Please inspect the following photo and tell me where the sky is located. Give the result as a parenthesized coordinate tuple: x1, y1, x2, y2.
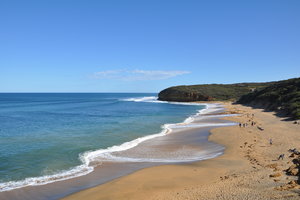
(0, 0, 299, 92)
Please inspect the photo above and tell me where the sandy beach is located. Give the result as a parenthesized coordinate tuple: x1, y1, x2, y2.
(3, 1, 299, 199)
(63, 102, 300, 200)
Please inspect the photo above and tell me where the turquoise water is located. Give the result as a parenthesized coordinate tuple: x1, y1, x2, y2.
(0, 93, 203, 191)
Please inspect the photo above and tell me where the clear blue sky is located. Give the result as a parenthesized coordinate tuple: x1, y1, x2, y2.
(0, 0, 299, 92)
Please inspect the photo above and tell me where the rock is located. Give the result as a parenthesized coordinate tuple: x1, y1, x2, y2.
(288, 168, 298, 176)
(288, 180, 297, 185)
(158, 87, 213, 102)
(292, 158, 300, 165)
(286, 164, 299, 176)
(289, 153, 296, 158)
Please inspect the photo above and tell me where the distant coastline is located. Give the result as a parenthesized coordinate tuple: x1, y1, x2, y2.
(158, 77, 300, 119)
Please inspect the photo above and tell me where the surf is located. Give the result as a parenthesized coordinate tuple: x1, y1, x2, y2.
(0, 96, 236, 192)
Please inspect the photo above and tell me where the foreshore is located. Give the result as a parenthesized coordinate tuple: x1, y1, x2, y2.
(63, 102, 300, 200)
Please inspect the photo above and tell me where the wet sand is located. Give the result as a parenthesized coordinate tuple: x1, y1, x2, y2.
(63, 102, 300, 200)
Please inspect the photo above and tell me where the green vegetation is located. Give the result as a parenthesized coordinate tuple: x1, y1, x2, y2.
(158, 77, 300, 119)
(158, 82, 272, 102)
(237, 78, 300, 119)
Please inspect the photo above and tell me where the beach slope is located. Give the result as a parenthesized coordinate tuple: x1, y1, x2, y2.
(63, 102, 300, 200)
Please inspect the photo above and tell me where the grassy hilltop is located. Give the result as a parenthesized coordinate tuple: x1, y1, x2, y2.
(158, 77, 300, 119)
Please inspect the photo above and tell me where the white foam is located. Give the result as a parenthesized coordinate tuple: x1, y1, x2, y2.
(198, 114, 240, 118)
(80, 123, 172, 166)
(95, 151, 224, 163)
(121, 96, 207, 106)
(0, 100, 234, 192)
(169, 122, 238, 129)
(0, 165, 93, 192)
(122, 96, 160, 103)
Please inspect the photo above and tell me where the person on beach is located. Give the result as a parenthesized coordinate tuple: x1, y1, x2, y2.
(269, 139, 273, 145)
(278, 154, 284, 160)
(239, 123, 242, 127)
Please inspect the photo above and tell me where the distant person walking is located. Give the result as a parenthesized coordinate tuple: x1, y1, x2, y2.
(269, 139, 273, 145)
(278, 154, 284, 160)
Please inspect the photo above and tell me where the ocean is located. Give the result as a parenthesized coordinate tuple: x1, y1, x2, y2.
(0, 93, 209, 192)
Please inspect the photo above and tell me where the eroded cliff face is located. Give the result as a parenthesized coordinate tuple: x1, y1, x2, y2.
(158, 88, 214, 102)
(158, 82, 273, 103)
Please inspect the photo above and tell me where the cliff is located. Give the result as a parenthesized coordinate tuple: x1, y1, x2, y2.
(237, 77, 300, 119)
(158, 77, 300, 119)
(158, 82, 270, 102)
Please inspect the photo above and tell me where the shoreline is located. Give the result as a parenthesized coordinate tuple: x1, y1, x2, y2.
(0, 100, 209, 193)
(0, 102, 234, 200)
(63, 102, 300, 200)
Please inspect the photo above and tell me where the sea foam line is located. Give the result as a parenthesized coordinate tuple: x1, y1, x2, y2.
(0, 98, 231, 192)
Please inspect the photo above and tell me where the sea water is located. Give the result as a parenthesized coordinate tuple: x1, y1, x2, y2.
(0, 93, 204, 191)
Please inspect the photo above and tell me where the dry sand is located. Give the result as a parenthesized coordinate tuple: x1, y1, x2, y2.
(62, 102, 300, 200)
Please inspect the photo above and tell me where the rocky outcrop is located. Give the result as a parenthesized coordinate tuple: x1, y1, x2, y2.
(158, 88, 213, 102)
(286, 164, 299, 176)
(158, 82, 270, 102)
